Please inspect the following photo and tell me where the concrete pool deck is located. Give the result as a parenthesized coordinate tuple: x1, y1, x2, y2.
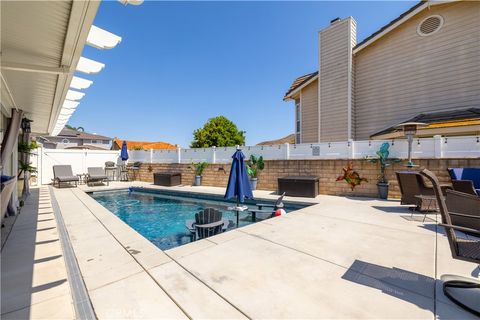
(2, 182, 479, 319)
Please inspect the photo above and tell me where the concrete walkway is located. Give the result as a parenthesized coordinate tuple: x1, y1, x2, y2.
(1, 187, 75, 319)
(3, 183, 479, 319)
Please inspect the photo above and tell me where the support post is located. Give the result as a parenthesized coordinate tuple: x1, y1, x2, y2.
(177, 146, 182, 163)
(212, 146, 216, 164)
(348, 139, 354, 159)
(433, 135, 443, 159)
(284, 143, 290, 160)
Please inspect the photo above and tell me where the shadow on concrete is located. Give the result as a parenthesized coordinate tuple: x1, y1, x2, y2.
(342, 259, 476, 319)
(0, 189, 64, 318)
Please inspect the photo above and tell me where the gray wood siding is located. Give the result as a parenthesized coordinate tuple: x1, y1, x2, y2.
(354, 1, 480, 139)
(319, 18, 356, 142)
(300, 80, 319, 143)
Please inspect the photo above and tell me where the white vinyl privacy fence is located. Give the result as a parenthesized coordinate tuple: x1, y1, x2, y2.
(33, 135, 479, 185)
(128, 135, 480, 164)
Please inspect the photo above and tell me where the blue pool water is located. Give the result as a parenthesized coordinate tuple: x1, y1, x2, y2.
(90, 189, 305, 250)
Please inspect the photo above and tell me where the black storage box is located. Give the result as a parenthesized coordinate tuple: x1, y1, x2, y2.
(153, 172, 181, 186)
(278, 176, 319, 198)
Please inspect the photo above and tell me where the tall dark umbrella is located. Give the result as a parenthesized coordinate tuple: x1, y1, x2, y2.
(121, 141, 129, 161)
(224, 149, 253, 227)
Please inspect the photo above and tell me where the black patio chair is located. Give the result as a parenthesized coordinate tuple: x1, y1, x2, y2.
(192, 208, 224, 241)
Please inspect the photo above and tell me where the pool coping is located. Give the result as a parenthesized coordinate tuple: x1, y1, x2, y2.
(49, 186, 96, 320)
(53, 185, 324, 318)
(51, 184, 478, 319)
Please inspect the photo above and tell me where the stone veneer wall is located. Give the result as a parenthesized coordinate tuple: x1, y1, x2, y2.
(131, 158, 480, 199)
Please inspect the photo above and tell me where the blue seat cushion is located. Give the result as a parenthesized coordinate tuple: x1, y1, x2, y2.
(448, 167, 480, 190)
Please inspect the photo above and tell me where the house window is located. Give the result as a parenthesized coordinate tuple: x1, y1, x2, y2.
(103, 140, 109, 144)
(91, 140, 97, 144)
(295, 99, 301, 144)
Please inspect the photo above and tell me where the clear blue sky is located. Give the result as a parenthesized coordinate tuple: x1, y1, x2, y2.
(70, 1, 416, 147)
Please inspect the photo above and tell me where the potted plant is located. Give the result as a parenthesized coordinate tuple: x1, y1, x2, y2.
(190, 161, 209, 186)
(246, 155, 264, 190)
(367, 142, 399, 199)
(17, 140, 39, 199)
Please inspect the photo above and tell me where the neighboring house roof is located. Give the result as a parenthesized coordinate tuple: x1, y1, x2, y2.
(40, 128, 112, 141)
(370, 107, 480, 139)
(283, 72, 318, 100)
(257, 134, 295, 145)
(113, 138, 177, 150)
(65, 145, 107, 150)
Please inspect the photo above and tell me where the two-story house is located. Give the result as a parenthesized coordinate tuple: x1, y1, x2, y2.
(37, 127, 113, 150)
(284, 0, 480, 143)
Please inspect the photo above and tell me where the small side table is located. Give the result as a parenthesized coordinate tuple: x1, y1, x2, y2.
(76, 174, 87, 185)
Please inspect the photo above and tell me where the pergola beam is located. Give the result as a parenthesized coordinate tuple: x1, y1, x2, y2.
(1, 62, 70, 75)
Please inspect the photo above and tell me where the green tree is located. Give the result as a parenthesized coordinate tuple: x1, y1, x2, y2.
(65, 125, 84, 132)
(191, 116, 245, 148)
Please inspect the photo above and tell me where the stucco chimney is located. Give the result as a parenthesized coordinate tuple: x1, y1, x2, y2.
(318, 17, 356, 142)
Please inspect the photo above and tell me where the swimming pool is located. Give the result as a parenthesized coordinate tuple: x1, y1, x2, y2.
(89, 188, 307, 250)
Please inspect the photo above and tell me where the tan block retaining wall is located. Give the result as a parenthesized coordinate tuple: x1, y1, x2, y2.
(130, 158, 480, 199)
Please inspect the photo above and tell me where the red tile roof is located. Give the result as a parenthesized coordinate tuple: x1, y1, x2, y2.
(113, 138, 177, 150)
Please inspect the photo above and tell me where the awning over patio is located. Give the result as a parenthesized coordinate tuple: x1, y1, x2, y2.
(0, 1, 123, 136)
(370, 107, 480, 139)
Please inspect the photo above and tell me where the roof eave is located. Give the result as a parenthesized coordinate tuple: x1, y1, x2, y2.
(47, 1, 101, 135)
(353, 0, 459, 54)
(283, 74, 318, 101)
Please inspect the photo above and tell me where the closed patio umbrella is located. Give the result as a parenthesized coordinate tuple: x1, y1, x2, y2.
(121, 140, 129, 161)
(224, 149, 253, 227)
(120, 141, 129, 181)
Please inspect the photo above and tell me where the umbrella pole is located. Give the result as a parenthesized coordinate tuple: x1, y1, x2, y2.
(236, 197, 240, 228)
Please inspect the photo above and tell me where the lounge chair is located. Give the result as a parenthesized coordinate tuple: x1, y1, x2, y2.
(395, 171, 451, 211)
(420, 169, 480, 316)
(248, 192, 286, 221)
(52, 165, 79, 188)
(87, 167, 109, 186)
(185, 208, 226, 241)
(448, 167, 480, 196)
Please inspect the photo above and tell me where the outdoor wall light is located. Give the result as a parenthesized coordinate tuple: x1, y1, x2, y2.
(396, 122, 426, 168)
(21, 118, 32, 133)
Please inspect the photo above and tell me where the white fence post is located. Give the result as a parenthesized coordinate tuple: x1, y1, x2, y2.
(150, 149, 153, 163)
(212, 146, 216, 164)
(284, 143, 290, 160)
(177, 146, 182, 163)
(433, 135, 443, 158)
(348, 139, 354, 159)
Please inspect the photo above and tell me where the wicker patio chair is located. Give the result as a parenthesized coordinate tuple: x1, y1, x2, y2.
(52, 165, 79, 188)
(451, 180, 478, 196)
(87, 167, 109, 186)
(420, 169, 480, 316)
(445, 189, 480, 232)
(128, 161, 142, 181)
(395, 171, 451, 211)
